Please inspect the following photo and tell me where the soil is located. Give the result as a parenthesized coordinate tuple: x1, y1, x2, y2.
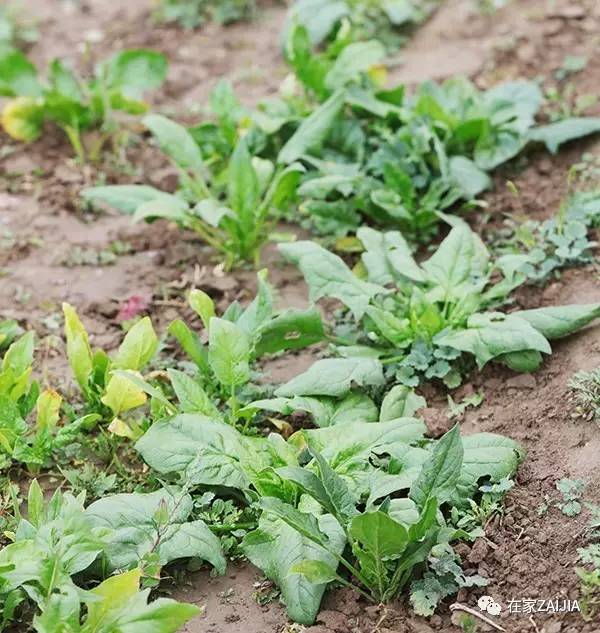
(2, 0, 600, 632)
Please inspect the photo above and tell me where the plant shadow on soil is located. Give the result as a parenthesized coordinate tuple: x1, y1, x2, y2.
(1, 0, 600, 631)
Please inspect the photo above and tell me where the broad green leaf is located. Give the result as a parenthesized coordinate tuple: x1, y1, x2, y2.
(27, 479, 44, 528)
(310, 449, 359, 521)
(279, 240, 384, 319)
(379, 385, 426, 421)
(0, 49, 42, 97)
(498, 349, 543, 372)
(290, 559, 338, 584)
(132, 196, 190, 224)
(2, 330, 34, 376)
(242, 511, 345, 625)
(435, 312, 551, 369)
(259, 498, 335, 549)
(86, 489, 226, 573)
(284, 0, 349, 46)
(83, 585, 199, 633)
(249, 392, 378, 427)
(104, 49, 168, 98)
(366, 445, 430, 505)
(295, 419, 426, 456)
(208, 317, 250, 387)
(448, 156, 491, 198)
(143, 114, 205, 177)
(358, 227, 424, 285)
(167, 319, 209, 374)
(85, 569, 142, 628)
(101, 373, 147, 415)
(235, 270, 273, 336)
(457, 432, 524, 497)
(324, 40, 385, 90)
(167, 368, 220, 417)
(0, 396, 28, 453)
(422, 225, 489, 297)
(188, 289, 215, 330)
(410, 424, 463, 507)
(516, 304, 600, 340)
(48, 59, 82, 100)
(350, 510, 409, 559)
(111, 370, 174, 413)
(81, 185, 175, 215)
(135, 415, 258, 489)
(278, 90, 346, 164)
(62, 303, 93, 394)
(529, 117, 600, 153)
(113, 317, 158, 370)
(228, 137, 260, 234)
(255, 307, 324, 356)
(268, 162, 305, 208)
(275, 358, 384, 398)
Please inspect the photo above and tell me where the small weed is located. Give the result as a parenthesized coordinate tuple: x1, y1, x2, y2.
(569, 368, 600, 425)
(556, 478, 585, 517)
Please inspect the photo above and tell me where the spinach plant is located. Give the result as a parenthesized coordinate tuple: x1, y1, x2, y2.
(2, 387, 93, 473)
(130, 271, 325, 427)
(284, 0, 440, 51)
(62, 303, 158, 437)
(155, 0, 256, 29)
(280, 223, 600, 386)
(277, 67, 600, 238)
(134, 409, 523, 624)
(82, 114, 304, 268)
(0, 48, 167, 161)
(0, 481, 201, 632)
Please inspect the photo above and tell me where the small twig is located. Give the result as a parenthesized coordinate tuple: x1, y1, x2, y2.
(449, 603, 506, 632)
(529, 615, 540, 632)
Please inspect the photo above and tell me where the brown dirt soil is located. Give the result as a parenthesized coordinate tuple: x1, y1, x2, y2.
(2, 0, 600, 632)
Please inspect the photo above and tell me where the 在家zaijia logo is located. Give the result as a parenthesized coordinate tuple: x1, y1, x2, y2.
(478, 595, 502, 616)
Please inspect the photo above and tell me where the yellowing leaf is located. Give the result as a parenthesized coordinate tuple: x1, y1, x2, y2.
(86, 568, 142, 627)
(101, 372, 147, 415)
(36, 389, 62, 432)
(367, 64, 387, 88)
(107, 417, 136, 439)
(1, 97, 44, 142)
